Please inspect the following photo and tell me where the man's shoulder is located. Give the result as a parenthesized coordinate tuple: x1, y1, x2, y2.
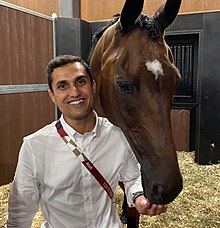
(24, 121, 57, 141)
(98, 116, 118, 128)
(97, 116, 124, 135)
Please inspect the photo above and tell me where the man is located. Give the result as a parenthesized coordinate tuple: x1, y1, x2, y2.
(7, 55, 167, 228)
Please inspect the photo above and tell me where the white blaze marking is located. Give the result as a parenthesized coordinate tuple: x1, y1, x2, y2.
(145, 60, 164, 80)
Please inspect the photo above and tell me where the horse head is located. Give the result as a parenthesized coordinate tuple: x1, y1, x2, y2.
(89, 0, 183, 205)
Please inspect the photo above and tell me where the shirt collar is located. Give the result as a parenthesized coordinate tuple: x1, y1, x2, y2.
(59, 111, 99, 138)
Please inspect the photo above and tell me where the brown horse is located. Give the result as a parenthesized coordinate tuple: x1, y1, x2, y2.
(89, 0, 183, 225)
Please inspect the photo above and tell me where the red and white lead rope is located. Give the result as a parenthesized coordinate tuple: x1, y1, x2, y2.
(55, 120, 114, 199)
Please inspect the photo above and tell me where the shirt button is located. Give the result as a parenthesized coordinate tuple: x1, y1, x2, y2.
(84, 173, 88, 177)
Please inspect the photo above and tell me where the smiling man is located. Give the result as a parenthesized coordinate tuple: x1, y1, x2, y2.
(48, 58, 96, 134)
(7, 55, 167, 228)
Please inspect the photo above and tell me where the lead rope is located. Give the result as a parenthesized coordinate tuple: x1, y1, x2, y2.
(55, 120, 114, 200)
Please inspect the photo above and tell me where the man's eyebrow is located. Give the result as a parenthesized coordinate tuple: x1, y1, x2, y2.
(75, 75, 87, 80)
(74, 75, 90, 83)
(55, 76, 88, 85)
(55, 80, 68, 86)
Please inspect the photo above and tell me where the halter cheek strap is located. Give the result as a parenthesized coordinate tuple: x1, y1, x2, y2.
(55, 120, 114, 199)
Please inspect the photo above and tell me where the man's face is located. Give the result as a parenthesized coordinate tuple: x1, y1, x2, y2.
(48, 62, 96, 122)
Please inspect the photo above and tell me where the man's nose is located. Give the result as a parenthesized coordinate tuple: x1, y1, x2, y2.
(68, 85, 80, 97)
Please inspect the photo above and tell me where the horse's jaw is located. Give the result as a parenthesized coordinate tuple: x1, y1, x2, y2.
(123, 127, 183, 205)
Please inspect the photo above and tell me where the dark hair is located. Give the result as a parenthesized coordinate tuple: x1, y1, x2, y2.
(47, 55, 93, 92)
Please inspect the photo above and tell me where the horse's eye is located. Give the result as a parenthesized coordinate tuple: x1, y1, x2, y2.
(116, 81, 133, 94)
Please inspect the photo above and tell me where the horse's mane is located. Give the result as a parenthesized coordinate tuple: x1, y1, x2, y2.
(88, 13, 160, 62)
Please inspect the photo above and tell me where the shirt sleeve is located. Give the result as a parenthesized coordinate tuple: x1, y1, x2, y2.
(7, 140, 40, 228)
(119, 146, 143, 207)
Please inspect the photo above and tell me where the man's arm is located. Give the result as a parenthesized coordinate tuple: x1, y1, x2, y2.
(7, 141, 40, 228)
(120, 147, 168, 216)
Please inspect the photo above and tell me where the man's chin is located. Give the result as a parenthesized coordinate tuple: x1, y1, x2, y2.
(67, 111, 93, 121)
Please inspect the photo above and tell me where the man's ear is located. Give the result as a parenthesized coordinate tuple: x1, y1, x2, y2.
(48, 89, 55, 103)
(92, 80, 97, 94)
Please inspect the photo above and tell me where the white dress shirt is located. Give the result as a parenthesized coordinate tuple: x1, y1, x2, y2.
(7, 112, 143, 228)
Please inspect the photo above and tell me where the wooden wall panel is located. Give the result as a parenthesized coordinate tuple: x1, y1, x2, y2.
(171, 109, 190, 152)
(0, 92, 55, 185)
(3, 0, 220, 21)
(0, 93, 54, 140)
(0, 4, 55, 185)
(2, 0, 60, 16)
(0, 5, 53, 85)
(80, 0, 220, 21)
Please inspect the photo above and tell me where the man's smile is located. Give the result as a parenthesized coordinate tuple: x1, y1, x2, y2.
(67, 99, 85, 105)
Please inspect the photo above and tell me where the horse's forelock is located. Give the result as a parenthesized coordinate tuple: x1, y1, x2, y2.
(138, 14, 160, 41)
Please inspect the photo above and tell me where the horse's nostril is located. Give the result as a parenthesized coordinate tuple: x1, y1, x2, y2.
(155, 184, 164, 195)
(152, 184, 165, 204)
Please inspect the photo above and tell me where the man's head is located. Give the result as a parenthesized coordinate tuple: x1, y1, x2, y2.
(47, 55, 93, 93)
(47, 55, 96, 124)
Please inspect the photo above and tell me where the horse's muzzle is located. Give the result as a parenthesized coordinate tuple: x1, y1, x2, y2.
(149, 177, 183, 205)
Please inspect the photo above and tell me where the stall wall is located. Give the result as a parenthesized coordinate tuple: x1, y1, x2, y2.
(0, 4, 55, 185)
(80, 0, 220, 21)
(1, 0, 60, 16)
(2, 0, 220, 20)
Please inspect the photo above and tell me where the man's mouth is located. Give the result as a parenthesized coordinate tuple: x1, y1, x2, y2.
(68, 99, 85, 105)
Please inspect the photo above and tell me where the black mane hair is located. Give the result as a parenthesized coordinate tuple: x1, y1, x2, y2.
(88, 13, 160, 62)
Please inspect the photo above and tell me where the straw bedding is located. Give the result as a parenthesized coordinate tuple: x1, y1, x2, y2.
(0, 151, 219, 228)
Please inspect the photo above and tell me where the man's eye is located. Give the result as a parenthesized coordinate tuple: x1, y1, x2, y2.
(58, 84, 67, 90)
(76, 78, 87, 86)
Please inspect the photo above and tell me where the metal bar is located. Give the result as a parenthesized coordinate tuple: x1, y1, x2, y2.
(165, 30, 202, 36)
(0, 84, 49, 94)
(59, 0, 80, 18)
(0, 0, 53, 21)
(72, 0, 80, 18)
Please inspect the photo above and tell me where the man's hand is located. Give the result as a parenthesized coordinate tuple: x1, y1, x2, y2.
(134, 195, 168, 216)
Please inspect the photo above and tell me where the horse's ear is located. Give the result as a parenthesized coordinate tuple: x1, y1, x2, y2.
(120, 0, 144, 31)
(154, 0, 182, 31)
